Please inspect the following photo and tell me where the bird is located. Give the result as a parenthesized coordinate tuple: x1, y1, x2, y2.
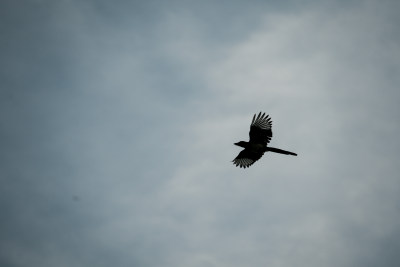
(233, 112, 297, 168)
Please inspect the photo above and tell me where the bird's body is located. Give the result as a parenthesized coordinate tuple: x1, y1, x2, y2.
(232, 112, 297, 168)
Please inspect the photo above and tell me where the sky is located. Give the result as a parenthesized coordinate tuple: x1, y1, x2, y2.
(1, 0, 400, 266)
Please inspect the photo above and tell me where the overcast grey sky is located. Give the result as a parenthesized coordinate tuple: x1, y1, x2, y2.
(1, 0, 400, 266)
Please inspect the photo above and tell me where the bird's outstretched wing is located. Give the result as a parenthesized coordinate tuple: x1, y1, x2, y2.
(232, 149, 264, 168)
(249, 112, 272, 144)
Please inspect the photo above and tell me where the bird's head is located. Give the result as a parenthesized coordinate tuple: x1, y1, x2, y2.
(234, 141, 248, 148)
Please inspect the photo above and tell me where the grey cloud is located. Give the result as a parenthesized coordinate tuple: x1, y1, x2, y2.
(1, 0, 400, 267)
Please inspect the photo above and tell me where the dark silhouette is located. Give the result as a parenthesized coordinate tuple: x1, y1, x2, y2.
(233, 112, 297, 168)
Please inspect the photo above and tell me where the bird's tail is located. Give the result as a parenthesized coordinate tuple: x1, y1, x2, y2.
(266, 147, 297, 156)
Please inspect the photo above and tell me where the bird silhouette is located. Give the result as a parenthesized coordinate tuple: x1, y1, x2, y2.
(233, 112, 297, 168)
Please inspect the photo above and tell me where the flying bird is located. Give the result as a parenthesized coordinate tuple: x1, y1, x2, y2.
(233, 112, 297, 168)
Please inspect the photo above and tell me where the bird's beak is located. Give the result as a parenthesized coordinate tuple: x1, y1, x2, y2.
(234, 142, 239, 146)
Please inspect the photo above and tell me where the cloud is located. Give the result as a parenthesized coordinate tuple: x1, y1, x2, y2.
(1, 0, 400, 267)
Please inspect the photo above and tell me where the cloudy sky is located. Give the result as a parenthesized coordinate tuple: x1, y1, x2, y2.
(1, 0, 400, 266)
